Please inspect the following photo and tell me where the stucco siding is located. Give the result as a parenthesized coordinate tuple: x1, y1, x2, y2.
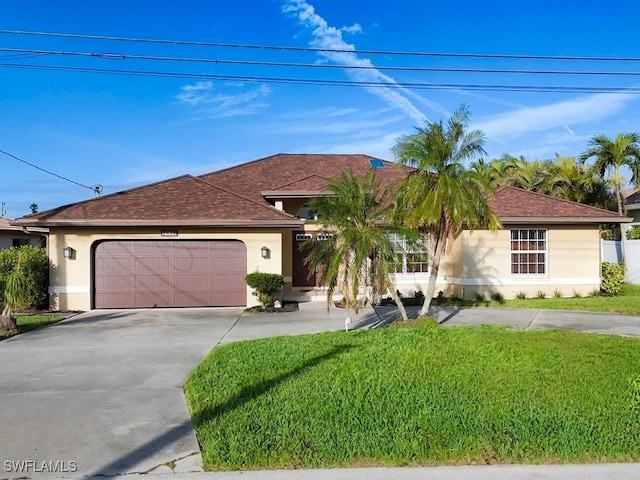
(49, 227, 286, 311)
(458, 225, 601, 299)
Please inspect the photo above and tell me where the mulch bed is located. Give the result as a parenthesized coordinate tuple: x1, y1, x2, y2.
(244, 301, 299, 314)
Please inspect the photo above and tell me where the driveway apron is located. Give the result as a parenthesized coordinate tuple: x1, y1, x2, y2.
(0, 308, 242, 478)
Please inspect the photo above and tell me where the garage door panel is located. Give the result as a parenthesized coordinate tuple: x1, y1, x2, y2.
(94, 240, 247, 308)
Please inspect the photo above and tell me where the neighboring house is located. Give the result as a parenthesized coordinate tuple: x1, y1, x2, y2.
(13, 153, 630, 311)
(0, 217, 47, 250)
(625, 188, 640, 224)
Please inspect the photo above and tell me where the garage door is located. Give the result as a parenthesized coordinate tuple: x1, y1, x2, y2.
(94, 240, 247, 308)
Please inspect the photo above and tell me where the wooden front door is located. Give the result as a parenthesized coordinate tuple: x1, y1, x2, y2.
(292, 231, 316, 287)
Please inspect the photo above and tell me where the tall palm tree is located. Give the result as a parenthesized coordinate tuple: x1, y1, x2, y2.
(306, 168, 409, 322)
(579, 132, 640, 215)
(393, 105, 501, 317)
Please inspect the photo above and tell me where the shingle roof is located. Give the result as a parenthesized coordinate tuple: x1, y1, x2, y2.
(14, 154, 629, 227)
(199, 153, 409, 203)
(489, 185, 630, 224)
(16, 153, 411, 227)
(0, 217, 48, 234)
(15, 175, 300, 227)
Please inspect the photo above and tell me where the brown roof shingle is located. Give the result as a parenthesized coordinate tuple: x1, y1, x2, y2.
(16, 175, 300, 227)
(489, 185, 630, 224)
(14, 154, 629, 227)
(199, 153, 410, 202)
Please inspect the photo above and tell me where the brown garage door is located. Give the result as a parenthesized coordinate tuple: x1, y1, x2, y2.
(94, 240, 247, 308)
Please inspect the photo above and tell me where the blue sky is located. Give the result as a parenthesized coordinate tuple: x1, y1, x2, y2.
(1, 0, 640, 218)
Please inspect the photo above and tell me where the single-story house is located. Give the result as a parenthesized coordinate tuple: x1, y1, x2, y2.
(0, 217, 47, 250)
(625, 188, 640, 224)
(13, 153, 630, 310)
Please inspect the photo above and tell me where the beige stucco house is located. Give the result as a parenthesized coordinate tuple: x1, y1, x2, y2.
(0, 217, 47, 250)
(13, 154, 630, 311)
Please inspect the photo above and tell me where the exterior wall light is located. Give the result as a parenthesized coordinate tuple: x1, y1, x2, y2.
(261, 246, 270, 259)
(63, 247, 75, 259)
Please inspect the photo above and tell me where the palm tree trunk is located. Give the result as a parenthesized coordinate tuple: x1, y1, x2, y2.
(387, 287, 408, 321)
(615, 185, 625, 216)
(419, 237, 445, 318)
(0, 303, 17, 331)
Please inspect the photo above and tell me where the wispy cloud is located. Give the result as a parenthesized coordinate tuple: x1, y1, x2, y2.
(272, 114, 402, 135)
(475, 92, 635, 139)
(302, 131, 402, 159)
(177, 82, 271, 117)
(282, 0, 429, 124)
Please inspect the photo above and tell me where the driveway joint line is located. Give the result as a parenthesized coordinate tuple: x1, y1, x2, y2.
(525, 309, 541, 330)
(213, 310, 244, 347)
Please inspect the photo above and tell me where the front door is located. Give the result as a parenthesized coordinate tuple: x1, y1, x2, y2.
(292, 231, 316, 287)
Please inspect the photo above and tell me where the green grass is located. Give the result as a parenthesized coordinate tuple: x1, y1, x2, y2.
(185, 324, 640, 470)
(447, 284, 640, 315)
(0, 313, 63, 339)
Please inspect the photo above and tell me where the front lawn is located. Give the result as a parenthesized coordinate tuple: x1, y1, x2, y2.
(185, 323, 640, 470)
(436, 284, 640, 315)
(0, 314, 63, 339)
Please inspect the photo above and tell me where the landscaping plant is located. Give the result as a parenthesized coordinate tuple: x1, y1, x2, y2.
(245, 272, 284, 307)
(601, 262, 625, 295)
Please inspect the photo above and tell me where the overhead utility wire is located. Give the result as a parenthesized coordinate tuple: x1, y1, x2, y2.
(1, 29, 640, 62)
(2, 47, 640, 76)
(3, 63, 640, 94)
(0, 148, 101, 194)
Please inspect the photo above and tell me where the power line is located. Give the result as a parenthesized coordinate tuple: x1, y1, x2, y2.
(2, 62, 639, 94)
(2, 47, 640, 77)
(0, 148, 101, 194)
(1, 28, 640, 62)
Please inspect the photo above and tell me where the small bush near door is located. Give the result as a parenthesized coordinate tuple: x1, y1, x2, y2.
(245, 272, 284, 307)
(601, 262, 625, 295)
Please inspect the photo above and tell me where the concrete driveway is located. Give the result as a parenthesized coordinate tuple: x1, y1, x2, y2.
(0, 309, 235, 477)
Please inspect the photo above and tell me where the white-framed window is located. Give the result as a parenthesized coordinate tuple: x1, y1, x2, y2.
(510, 229, 547, 275)
(316, 232, 334, 241)
(388, 233, 429, 274)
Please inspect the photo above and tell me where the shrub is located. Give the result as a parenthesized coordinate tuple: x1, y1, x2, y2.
(0, 246, 49, 311)
(515, 290, 527, 300)
(245, 272, 284, 307)
(553, 289, 562, 299)
(601, 262, 625, 295)
(573, 289, 582, 298)
(627, 227, 640, 240)
(536, 290, 546, 299)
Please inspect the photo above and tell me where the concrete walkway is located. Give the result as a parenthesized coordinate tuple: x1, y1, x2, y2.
(1, 302, 640, 479)
(354, 304, 640, 338)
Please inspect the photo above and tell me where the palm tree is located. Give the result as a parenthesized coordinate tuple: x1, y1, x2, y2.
(392, 105, 501, 317)
(0, 259, 28, 332)
(579, 133, 640, 215)
(305, 168, 409, 322)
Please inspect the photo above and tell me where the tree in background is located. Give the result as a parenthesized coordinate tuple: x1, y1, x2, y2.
(306, 168, 409, 322)
(393, 105, 501, 317)
(579, 133, 640, 215)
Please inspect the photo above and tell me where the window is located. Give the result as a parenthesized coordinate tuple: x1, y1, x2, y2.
(295, 204, 317, 220)
(389, 233, 428, 274)
(510, 229, 546, 275)
(12, 238, 29, 247)
(316, 232, 334, 241)
(369, 158, 385, 168)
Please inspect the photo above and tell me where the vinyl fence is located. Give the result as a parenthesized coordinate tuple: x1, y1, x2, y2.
(601, 239, 640, 284)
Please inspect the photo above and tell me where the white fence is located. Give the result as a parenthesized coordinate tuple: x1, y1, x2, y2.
(601, 239, 640, 284)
